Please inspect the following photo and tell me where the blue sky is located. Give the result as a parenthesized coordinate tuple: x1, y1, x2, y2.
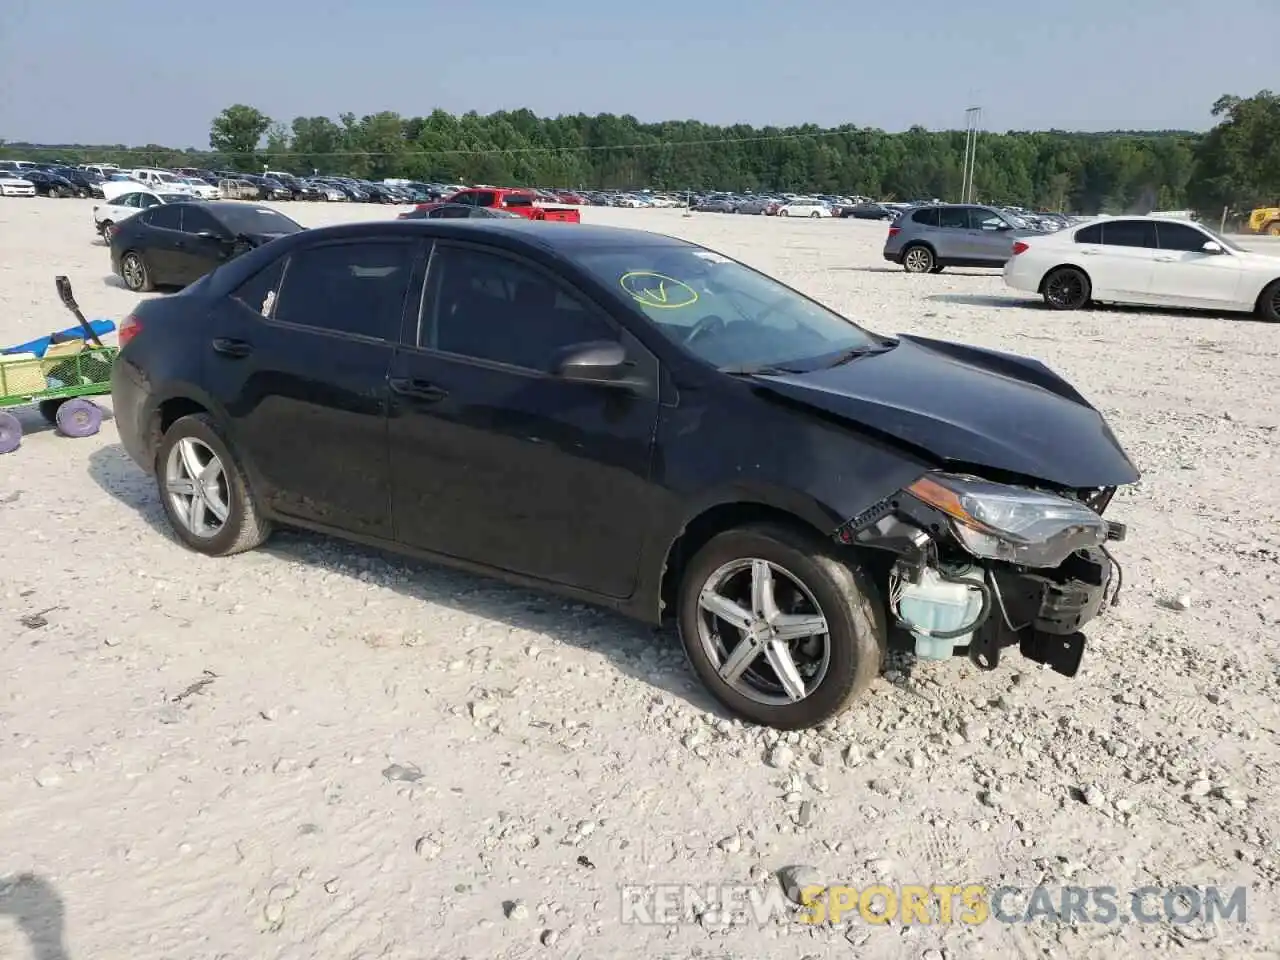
(2, 0, 1276, 147)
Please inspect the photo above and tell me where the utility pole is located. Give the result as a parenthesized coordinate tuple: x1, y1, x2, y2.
(961, 106, 982, 203)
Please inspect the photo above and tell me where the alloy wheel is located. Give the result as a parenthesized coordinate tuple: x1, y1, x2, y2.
(164, 437, 230, 539)
(1045, 269, 1087, 308)
(695, 558, 830, 705)
(903, 247, 932, 273)
(121, 254, 145, 290)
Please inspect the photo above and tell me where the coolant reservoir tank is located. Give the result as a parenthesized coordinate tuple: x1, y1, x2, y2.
(896, 564, 986, 660)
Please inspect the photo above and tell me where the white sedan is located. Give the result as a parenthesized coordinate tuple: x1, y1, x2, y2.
(92, 189, 190, 241)
(177, 177, 220, 200)
(776, 199, 832, 218)
(1004, 215, 1280, 322)
(0, 172, 36, 197)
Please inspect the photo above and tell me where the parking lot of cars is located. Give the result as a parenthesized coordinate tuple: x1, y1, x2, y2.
(1, 196, 1279, 959)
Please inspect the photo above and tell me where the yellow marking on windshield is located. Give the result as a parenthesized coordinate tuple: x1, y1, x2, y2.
(619, 271, 699, 309)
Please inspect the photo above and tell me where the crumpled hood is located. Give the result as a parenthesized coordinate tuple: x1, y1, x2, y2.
(753, 335, 1140, 489)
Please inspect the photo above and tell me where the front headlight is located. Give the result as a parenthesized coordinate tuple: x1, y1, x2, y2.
(906, 472, 1108, 569)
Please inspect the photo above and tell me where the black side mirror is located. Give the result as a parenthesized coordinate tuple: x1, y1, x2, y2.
(554, 341, 635, 387)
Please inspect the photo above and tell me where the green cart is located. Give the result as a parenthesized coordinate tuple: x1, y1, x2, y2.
(0, 277, 119, 454)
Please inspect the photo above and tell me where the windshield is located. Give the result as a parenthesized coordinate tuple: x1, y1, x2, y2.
(213, 205, 302, 236)
(573, 245, 884, 371)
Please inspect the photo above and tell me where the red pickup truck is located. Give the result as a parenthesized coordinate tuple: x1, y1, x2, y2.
(415, 187, 581, 222)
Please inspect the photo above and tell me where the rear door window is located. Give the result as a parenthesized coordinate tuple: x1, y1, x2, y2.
(1101, 220, 1156, 248)
(146, 204, 183, 230)
(231, 258, 287, 317)
(938, 207, 969, 229)
(272, 240, 415, 341)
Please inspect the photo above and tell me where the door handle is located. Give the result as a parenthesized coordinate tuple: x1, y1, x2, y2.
(211, 337, 252, 358)
(1079, 249, 1098, 255)
(389, 377, 448, 402)
(1154, 256, 1175, 262)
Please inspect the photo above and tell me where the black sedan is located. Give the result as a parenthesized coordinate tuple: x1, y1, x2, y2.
(109, 219, 1138, 730)
(23, 170, 79, 197)
(109, 200, 303, 291)
(840, 202, 895, 220)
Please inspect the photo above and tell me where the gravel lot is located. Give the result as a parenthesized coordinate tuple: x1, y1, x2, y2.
(2, 198, 1278, 959)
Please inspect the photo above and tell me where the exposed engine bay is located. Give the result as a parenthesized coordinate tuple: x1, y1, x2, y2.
(836, 471, 1128, 678)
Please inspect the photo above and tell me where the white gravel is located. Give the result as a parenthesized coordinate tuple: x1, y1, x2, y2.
(1, 197, 1278, 959)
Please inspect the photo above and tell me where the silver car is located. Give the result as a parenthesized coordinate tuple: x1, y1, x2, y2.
(882, 203, 1034, 273)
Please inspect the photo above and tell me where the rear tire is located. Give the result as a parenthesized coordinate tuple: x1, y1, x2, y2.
(677, 522, 885, 730)
(902, 245, 934, 274)
(1042, 266, 1091, 310)
(1258, 279, 1280, 323)
(120, 251, 153, 292)
(154, 413, 273, 556)
(810, 211, 820, 218)
(1267, 222, 1280, 237)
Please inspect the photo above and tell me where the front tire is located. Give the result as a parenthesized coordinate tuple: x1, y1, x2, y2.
(677, 523, 885, 730)
(120, 251, 153, 292)
(1042, 266, 1091, 310)
(810, 211, 820, 218)
(902, 244, 934, 273)
(155, 413, 273, 556)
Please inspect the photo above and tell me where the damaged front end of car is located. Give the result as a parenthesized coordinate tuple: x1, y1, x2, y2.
(835, 471, 1128, 678)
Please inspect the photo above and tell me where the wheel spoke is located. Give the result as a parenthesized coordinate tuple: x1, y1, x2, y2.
(699, 590, 753, 631)
(204, 487, 229, 522)
(750, 560, 780, 620)
(719, 633, 764, 685)
(770, 612, 827, 642)
(177, 438, 204, 482)
(765, 641, 808, 701)
(198, 459, 223, 486)
(165, 478, 196, 497)
(188, 494, 209, 534)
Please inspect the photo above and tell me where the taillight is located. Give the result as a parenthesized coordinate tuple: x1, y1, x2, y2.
(888, 227, 901, 237)
(118, 314, 142, 347)
(1011, 241, 1030, 256)
(104, 224, 119, 241)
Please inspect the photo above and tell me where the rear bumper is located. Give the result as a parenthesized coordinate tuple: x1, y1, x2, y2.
(1002, 259, 1040, 293)
(110, 356, 153, 473)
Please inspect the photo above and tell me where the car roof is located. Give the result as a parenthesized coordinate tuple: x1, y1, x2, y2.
(293, 219, 693, 253)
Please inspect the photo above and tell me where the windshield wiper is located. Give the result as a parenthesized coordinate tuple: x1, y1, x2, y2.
(719, 363, 796, 376)
(820, 341, 897, 368)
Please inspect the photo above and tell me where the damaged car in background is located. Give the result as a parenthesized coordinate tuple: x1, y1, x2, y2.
(110, 220, 1138, 731)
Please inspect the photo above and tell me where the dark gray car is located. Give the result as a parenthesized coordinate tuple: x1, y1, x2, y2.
(882, 204, 1035, 273)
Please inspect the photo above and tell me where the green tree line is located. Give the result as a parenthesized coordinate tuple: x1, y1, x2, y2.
(4, 91, 1277, 216)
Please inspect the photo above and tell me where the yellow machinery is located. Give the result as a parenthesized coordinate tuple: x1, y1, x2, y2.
(1247, 206, 1280, 235)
